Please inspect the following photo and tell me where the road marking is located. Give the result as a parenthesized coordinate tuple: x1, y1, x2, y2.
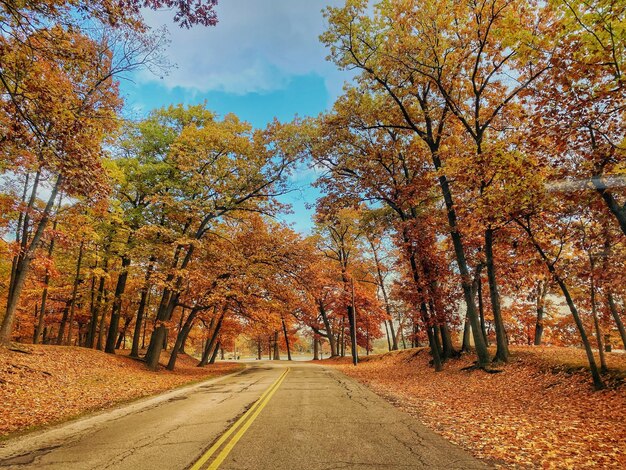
(190, 368, 290, 470)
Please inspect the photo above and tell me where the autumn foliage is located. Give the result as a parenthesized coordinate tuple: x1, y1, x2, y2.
(0, 0, 625, 464)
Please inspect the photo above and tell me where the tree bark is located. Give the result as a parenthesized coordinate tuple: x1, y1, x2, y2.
(1, 175, 62, 344)
(440, 322, 455, 359)
(209, 341, 220, 364)
(556, 277, 604, 389)
(198, 310, 224, 367)
(115, 315, 132, 350)
(167, 307, 199, 371)
(66, 240, 85, 346)
(131, 258, 155, 357)
(95, 289, 109, 351)
(105, 255, 131, 354)
(369, 238, 398, 350)
(590, 279, 608, 374)
(477, 275, 489, 346)
(87, 263, 108, 348)
(282, 317, 292, 361)
(273, 330, 280, 360)
(34, 236, 57, 344)
(485, 228, 509, 362)
(608, 292, 626, 350)
(347, 308, 358, 361)
(268, 336, 273, 360)
(461, 314, 471, 352)
(431, 153, 489, 367)
(534, 280, 548, 346)
(384, 320, 392, 351)
(318, 301, 337, 357)
(313, 336, 320, 360)
(519, 221, 604, 389)
(145, 244, 195, 370)
(403, 232, 442, 371)
(56, 301, 71, 345)
(593, 182, 626, 236)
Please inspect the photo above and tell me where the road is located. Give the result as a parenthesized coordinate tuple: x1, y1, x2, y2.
(0, 362, 487, 469)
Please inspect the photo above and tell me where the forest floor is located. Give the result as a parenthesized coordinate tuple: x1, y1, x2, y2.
(327, 345, 626, 469)
(0, 344, 243, 439)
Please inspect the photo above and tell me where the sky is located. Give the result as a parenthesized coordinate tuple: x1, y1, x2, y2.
(119, 0, 351, 234)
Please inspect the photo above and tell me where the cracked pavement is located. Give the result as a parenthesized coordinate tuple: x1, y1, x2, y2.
(0, 362, 488, 469)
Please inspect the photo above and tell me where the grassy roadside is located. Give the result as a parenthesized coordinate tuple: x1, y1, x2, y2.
(325, 346, 626, 469)
(0, 344, 243, 439)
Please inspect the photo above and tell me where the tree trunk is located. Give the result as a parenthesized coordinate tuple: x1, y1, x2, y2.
(403, 235, 442, 370)
(115, 315, 132, 350)
(461, 314, 471, 352)
(34, 209, 60, 344)
(477, 275, 489, 346)
(87, 263, 108, 348)
(56, 301, 71, 345)
(145, 244, 196, 370)
(348, 281, 358, 366)
(432, 154, 489, 367)
(426, 323, 443, 372)
(273, 331, 280, 360)
(96, 290, 109, 351)
(590, 279, 608, 374)
(209, 341, 220, 364)
(0, 175, 62, 344)
(167, 307, 199, 371)
(400, 324, 407, 349)
(534, 280, 548, 346)
(369, 238, 398, 350)
(199, 330, 214, 366)
(440, 322, 455, 359)
(318, 301, 337, 357)
(9, 173, 31, 312)
(66, 240, 85, 346)
(433, 323, 443, 357)
(130, 259, 155, 357)
(33, 284, 48, 345)
(105, 255, 131, 354)
(313, 336, 320, 360)
(340, 317, 346, 357)
(607, 292, 626, 350)
(593, 181, 626, 236)
(520, 222, 604, 389)
(282, 317, 292, 361)
(485, 228, 509, 362)
(384, 320, 392, 351)
(198, 310, 224, 367)
(130, 286, 149, 357)
(556, 276, 604, 389)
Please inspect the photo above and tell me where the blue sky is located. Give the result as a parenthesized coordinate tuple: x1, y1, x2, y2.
(119, 0, 350, 234)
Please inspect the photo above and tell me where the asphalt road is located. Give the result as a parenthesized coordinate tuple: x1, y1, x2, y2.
(0, 362, 488, 469)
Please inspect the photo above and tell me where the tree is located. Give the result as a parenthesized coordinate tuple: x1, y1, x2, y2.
(141, 109, 302, 370)
(0, 28, 121, 344)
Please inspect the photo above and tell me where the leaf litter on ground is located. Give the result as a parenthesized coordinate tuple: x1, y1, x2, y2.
(327, 345, 626, 469)
(0, 344, 243, 438)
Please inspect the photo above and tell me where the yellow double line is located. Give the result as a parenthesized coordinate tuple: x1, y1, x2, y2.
(190, 368, 290, 470)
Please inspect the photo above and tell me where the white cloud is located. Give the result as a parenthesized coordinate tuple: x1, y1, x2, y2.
(140, 0, 348, 98)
